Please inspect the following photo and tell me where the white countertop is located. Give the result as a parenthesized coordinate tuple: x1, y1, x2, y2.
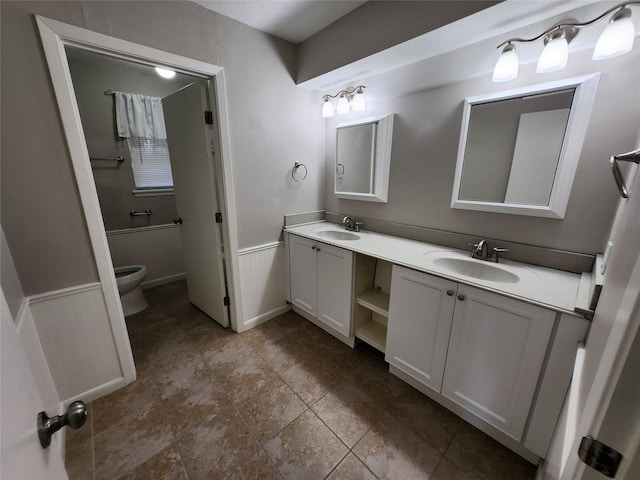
(284, 222, 584, 316)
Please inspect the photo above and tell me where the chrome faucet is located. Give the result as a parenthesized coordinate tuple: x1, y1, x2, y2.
(342, 216, 363, 232)
(470, 240, 509, 263)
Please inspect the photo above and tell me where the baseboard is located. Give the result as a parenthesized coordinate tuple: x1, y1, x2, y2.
(61, 377, 126, 406)
(239, 304, 291, 333)
(142, 272, 186, 289)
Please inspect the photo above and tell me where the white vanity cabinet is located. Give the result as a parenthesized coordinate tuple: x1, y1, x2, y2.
(442, 284, 556, 441)
(387, 265, 556, 445)
(386, 265, 457, 392)
(288, 234, 354, 339)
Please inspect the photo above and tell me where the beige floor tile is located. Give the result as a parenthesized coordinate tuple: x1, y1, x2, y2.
(65, 439, 93, 480)
(432, 457, 473, 480)
(264, 410, 348, 480)
(249, 334, 317, 375)
(163, 374, 230, 438)
(237, 376, 307, 445)
(348, 357, 416, 408)
(312, 381, 380, 447)
(150, 347, 210, 400)
(353, 411, 441, 480)
(279, 357, 343, 405)
(91, 374, 161, 435)
(177, 409, 264, 480)
(93, 403, 174, 480)
(327, 453, 378, 480)
(444, 423, 537, 480)
(120, 444, 188, 480)
(391, 387, 462, 454)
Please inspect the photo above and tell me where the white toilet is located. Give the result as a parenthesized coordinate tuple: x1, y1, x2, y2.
(114, 265, 148, 316)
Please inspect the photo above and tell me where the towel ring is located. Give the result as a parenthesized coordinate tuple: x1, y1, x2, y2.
(336, 163, 345, 181)
(292, 162, 308, 182)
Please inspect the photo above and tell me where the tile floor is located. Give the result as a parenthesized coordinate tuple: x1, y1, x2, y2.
(65, 280, 537, 480)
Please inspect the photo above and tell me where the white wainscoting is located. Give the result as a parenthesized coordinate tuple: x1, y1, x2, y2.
(27, 283, 126, 406)
(107, 224, 185, 288)
(237, 241, 290, 332)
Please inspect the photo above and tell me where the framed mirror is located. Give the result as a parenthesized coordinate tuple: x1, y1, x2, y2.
(335, 113, 394, 203)
(452, 74, 599, 218)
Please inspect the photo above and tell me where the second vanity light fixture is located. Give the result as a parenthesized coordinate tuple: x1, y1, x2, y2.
(492, 2, 639, 82)
(321, 85, 366, 118)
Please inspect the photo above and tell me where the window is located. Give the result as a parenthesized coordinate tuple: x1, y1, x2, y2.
(127, 137, 174, 195)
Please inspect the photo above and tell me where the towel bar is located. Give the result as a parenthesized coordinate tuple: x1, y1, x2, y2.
(610, 149, 640, 198)
(129, 209, 152, 216)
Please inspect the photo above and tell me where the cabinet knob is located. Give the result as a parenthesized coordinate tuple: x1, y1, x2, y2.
(458, 294, 466, 301)
(446, 290, 454, 296)
(311, 245, 316, 250)
(316, 248, 321, 252)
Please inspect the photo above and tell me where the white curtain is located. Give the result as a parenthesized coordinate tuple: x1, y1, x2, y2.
(114, 92, 167, 140)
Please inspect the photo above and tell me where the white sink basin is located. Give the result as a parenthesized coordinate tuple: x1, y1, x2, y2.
(315, 229, 361, 241)
(433, 257, 520, 284)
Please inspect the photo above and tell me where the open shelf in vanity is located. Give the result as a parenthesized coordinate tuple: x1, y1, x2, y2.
(354, 254, 392, 352)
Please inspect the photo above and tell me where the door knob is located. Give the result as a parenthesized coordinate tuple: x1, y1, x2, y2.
(37, 400, 87, 448)
(173, 217, 183, 225)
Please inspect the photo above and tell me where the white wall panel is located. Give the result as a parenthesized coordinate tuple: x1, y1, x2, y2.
(28, 284, 124, 404)
(238, 242, 289, 332)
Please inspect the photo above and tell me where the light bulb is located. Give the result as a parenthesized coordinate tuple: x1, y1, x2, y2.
(155, 67, 176, 79)
(593, 9, 635, 60)
(492, 44, 519, 82)
(536, 33, 569, 73)
(336, 93, 350, 115)
(351, 87, 366, 111)
(321, 98, 334, 118)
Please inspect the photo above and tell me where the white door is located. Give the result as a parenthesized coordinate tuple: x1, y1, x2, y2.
(317, 243, 353, 337)
(0, 288, 68, 479)
(289, 235, 318, 316)
(386, 266, 457, 393)
(559, 162, 640, 479)
(442, 285, 555, 441)
(163, 81, 228, 327)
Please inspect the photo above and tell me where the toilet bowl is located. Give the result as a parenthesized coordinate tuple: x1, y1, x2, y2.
(114, 265, 148, 316)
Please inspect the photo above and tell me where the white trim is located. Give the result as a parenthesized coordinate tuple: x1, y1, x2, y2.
(35, 16, 241, 344)
(451, 74, 600, 219)
(61, 377, 125, 406)
(142, 272, 186, 289)
(28, 282, 101, 304)
(335, 113, 394, 203)
(106, 223, 180, 236)
(242, 304, 292, 331)
(132, 188, 174, 197)
(238, 241, 284, 255)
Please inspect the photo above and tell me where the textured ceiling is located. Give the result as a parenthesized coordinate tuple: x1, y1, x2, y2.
(192, 0, 367, 44)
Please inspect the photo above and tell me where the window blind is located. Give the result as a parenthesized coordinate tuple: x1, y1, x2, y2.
(127, 137, 174, 188)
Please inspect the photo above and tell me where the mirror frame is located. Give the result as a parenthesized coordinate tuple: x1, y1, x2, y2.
(451, 73, 600, 219)
(335, 113, 394, 203)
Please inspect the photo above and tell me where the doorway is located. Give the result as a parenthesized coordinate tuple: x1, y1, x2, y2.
(37, 15, 242, 385)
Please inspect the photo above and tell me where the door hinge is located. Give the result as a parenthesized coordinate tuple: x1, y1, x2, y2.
(578, 436, 623, 478)
(223, 296, 230, 306)
(204, 110, 214, 125)
(215, 212, 223, 223)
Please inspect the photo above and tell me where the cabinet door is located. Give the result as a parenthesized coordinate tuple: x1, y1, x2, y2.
(442, 285, 555, 441)
(317, 243, 353, 337)
(386, 265, 457, 393)
(289, 235, 317, 316)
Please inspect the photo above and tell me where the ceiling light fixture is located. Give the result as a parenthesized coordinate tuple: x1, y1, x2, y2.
(155, 67, 176, 79)
(321, 85, 366, 118)
(493, 2, 639, 83)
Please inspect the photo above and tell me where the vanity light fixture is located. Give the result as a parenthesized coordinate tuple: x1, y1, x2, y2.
(492, 2, 639, 82)
(155, 67, 176, 79)
(321, 85, 366, 118)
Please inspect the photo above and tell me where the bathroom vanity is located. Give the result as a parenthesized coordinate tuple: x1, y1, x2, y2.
(283, 222, 590, 463)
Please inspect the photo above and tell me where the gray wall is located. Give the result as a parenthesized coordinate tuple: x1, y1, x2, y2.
(296, 1, 498, 84)
(323, 46, 640, 254)
(1, 0, 324, 295)
(68, 50, 191, 230)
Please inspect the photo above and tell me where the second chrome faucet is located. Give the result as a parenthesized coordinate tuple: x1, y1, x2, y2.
(342, 216, 363, 232)
(471, 239, 509, 263)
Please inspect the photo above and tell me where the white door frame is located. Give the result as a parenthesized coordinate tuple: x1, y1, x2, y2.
(36, 16, 243, 383)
